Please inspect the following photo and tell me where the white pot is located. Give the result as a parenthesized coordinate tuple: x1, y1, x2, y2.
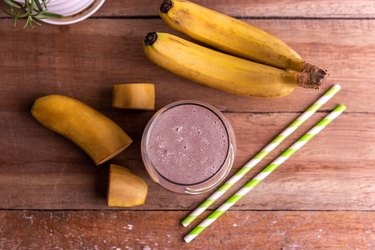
(14, 0, 106, 25)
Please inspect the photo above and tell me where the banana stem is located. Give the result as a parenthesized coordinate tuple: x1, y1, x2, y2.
(160, 0, 173, 13)
(297, 63, 328, 89)
(144, 32, 158, 46)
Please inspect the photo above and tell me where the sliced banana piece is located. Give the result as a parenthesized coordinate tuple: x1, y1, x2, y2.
(107, 164, 148, 207)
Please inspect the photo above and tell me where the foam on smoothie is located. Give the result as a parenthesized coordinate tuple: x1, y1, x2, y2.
(148, 104, 229, 185)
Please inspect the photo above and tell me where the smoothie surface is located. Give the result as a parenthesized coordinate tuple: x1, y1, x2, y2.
(148, 104, 229, 185)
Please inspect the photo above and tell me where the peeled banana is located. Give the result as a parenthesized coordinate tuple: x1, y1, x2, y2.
(31, 95, 132, 165)
(143, 32, 325, 98)
(160, 0, 321, 73)
(107, 164, 148, 207)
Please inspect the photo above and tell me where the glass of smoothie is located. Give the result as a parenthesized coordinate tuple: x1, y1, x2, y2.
(141, 100, 236, 194)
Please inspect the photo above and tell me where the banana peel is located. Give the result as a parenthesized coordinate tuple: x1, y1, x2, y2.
(144, 32, 326, 98)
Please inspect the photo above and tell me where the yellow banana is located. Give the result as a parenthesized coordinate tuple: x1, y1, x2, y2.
(107, 164, 148, 207)
(143, 32, 325, 98)
(160, 0, 321, 73)
(31, 95, 132, 165)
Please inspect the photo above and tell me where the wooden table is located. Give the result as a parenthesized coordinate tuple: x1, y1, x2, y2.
(1, 0, 375, 249)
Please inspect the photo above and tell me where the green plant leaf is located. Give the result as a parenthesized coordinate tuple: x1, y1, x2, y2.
(3, 0, 22, 9)
(39, 11, 63, 18)
(13, 17, 18, 27)
(34, 0, 43, 11)
(1, 7, 14, 16)
(25, 0, 33, 14)
(2, 0, 64, 28)
(41, 0, 47, 8)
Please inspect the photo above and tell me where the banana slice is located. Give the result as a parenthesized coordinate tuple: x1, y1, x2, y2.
(107, 164, 148, 207)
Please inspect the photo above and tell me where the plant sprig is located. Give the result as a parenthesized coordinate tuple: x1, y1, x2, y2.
(2, 0, 63, 28)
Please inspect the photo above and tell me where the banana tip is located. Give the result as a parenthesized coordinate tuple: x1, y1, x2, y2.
(160, 0, 173, 13)
(144, 32, 158, 46)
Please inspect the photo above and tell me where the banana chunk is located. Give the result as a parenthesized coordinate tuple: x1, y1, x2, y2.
(107, 164, 148, 207)
(31, 95, 132, 165)
(112, 83, 155, 110)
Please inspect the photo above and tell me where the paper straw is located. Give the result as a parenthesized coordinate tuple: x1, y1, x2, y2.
(181, 84, 341, 227)
(184, 104, 346, 243)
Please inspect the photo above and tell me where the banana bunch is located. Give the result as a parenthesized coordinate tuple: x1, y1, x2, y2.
(143, 0, 327, 98)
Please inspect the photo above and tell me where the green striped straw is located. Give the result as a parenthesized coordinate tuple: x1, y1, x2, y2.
(184, 104, 346, 243)
(181, 84, 341, 227)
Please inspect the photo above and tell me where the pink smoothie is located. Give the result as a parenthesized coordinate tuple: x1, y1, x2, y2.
(147, 104, 229, 185)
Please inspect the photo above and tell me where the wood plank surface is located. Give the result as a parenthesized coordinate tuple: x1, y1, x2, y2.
(0, 19, 373, 113)
(0, 0, 375, 18)
(1, 210, 375, 249)
(1, 111, 373, 210)
(96, 0, 375, 18)
(2, 0, 374, 18)
(0, 0, 374, 248)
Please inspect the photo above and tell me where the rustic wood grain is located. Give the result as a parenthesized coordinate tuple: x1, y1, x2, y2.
(0, 19, 373, 113)
(1, 210, 375, 249)
(2, 0, 374, 18)
(1, 111, 373, 210)
(0, 0, 374, 247)
(98, 0, 375, 18)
